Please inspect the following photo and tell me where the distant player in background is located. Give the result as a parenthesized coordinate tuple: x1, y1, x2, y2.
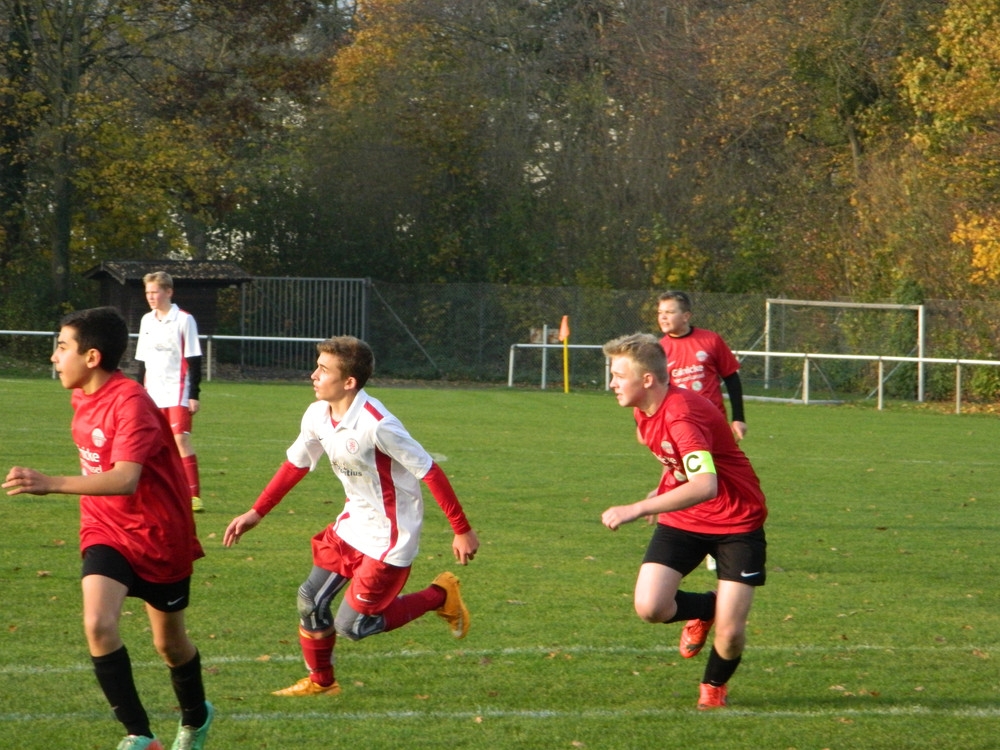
(656, 290, 747, 443)
(4, 306, 212, 750)
(135, 271, 204, 513)
(224, 336, 479, 697)
(599, 333, 768, 710)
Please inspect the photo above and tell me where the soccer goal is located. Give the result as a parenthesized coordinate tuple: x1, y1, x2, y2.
(762, 298, 926, 401)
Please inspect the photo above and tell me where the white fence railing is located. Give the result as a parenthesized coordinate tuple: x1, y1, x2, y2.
(506, 342, 1000, 414)
(5, 329, 1000, 414)
(0, 330, 320, 382)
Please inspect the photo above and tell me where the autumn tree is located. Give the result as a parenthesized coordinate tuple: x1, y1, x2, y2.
(272, 0, 726, 288)
(0, 0, 343, 324)
(901, 0, 1000, 292)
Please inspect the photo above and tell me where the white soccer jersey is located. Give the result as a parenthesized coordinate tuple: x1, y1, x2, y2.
(287, 391, 434, 566)
(135, 303, 202, 408)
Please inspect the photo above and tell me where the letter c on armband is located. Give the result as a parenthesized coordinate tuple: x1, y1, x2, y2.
(682, 450, 716, 477)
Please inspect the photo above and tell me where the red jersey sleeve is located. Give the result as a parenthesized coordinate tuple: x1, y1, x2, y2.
(252, 460, 309, 516)
(423, 462, 472, 535)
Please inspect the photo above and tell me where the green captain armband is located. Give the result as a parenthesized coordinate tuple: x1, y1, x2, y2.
(682, 450, 716, 477)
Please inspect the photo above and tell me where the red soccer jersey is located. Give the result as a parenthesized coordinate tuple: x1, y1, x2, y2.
(71, 371, 204, 583)
(636, 385, 766, 534)
(660, 327, 740, 416)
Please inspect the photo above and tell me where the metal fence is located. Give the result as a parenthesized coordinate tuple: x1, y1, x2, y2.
(4, 285, 1000, 405)
(222, 277, 371, 373)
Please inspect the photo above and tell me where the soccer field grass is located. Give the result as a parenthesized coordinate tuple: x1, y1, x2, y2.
(1, 378, 998, 749)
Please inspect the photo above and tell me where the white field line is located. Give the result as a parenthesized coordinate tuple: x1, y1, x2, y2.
(3, 706, 1000, 723)
(0, 641, 993, 677)
(2, 642, 998, 724)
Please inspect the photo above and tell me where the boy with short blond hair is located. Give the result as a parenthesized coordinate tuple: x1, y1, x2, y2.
(136, 271, 204, 512)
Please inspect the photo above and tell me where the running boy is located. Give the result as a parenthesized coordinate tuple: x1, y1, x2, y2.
(223, 336, 479, 696)
(135, 271, 204, 512)
(599, 333, 767, 709)
(4, 306, 212, 750)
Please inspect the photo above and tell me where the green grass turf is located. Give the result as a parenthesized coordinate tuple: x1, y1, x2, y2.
(1, 377, 998, 749)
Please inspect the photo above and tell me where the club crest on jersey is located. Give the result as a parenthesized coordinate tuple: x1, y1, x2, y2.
(91, 428, 106, 447)
(345, 437, 360, 454)
(696, 350, 709, 362)
(660, 440, 675, 455)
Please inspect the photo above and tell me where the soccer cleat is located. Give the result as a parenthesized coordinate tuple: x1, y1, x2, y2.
(116, 737, 164, 750)
(679, 617, 715, 659)
(170, 700, 214, 750)
(698, 682, 728, 710)
(271, 676, 341, 697)
(191, 496, 205, 513)
(432, 572, 470, 638)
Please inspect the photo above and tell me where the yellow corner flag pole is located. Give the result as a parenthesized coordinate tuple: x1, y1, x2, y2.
(559, 315, 570, 393)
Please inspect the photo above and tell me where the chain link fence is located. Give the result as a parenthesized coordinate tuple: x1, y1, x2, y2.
(4, 282, 1000, 403)
(364, 285, 765, 385)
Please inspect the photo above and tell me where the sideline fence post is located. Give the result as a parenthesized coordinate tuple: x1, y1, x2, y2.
(540, 325, 549, 390)
(877, 358, 884, 410)
(955, 363, 962, 414)
(802, 356, 810, 405)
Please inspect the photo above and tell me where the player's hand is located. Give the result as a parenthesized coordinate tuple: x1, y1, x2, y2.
(189, 399, 200, 415)
(3, 466, 51, 496)
(223, 509, 262, 547)
(731, 420, 747, 442)
(452, 529, 479, 565)
(602, 504, 640, 531)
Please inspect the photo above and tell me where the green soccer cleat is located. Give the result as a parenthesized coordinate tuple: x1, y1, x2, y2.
(191, 496, 205, 513)
(116, 736, 164, 750)
(170, 701, 213, 750)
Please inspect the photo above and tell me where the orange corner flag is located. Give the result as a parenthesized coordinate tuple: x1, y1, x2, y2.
(559, 315, 570, 342)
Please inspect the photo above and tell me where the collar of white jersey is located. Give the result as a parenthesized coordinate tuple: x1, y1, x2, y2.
(330, 387, 370, 428)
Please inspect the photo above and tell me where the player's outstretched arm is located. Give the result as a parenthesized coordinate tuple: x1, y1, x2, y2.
(223, 509, 262, 547)
(225, 460, 309, 547)
(603, 472, 718, 531)
(5, 462, 142, 497)
(452, 529, 479, 565)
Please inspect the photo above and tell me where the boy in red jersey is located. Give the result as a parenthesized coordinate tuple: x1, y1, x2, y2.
(600, 333, 767, 710)
(224, 336, 479, 697)
(4, 307, 212, 750)
(656, 290, 747, 442)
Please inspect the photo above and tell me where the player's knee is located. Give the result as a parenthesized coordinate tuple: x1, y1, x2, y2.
(712, 625, 746, 657)
(83, 610, 119, 648)
(334, 608, 384, 641)
(634, 595, 675, 624)
(152, 635, 194, 665)
(296, 589, 316, 621)
(296, 586, 333, 631)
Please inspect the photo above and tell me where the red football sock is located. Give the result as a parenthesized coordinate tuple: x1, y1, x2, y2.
(381, 585, 447, 633)
(182, 454, 200, 498)
(299, 627, 336, 686)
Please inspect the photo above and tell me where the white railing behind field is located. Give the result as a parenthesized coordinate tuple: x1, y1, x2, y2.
(5, 329, 999, 414)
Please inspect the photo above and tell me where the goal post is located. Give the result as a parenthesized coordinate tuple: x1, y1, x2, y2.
(764, 299, 926, 401)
